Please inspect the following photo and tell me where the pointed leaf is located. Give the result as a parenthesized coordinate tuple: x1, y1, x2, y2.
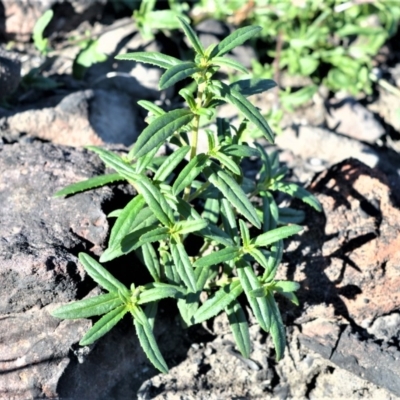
(115, 51, 180, 69)
(194, 280, 243, 324)
(133, 310, 169, 373)
(271, 181, 322, 212)
(226, 300, 251, 358)
(237, 262, 270, 332)
(230, 79, 276, 97)
(212, 56, 249, 74)
(194, 246, 240, 268)
(135, 177, 174, 226)
(239, 219, 250, 247)
(170, 242, 197, 292)
(136, 243, 161, 282)
(211, 26, 262, 57)
(212, 151, 241, 175)
(86, 146, 138, 180)
(262, 241, 283, 282)
(137, 283, 185, 304)
(198, 223, 235, 247)
(79, 253, 130, 298)
(220, 197, 239, 241)
(247, 247, 269, 269)
(278, 207, 305, 225)
(177, 292, 200, 327)
(252, 225, 302, 248)
(206, 164, 261, 228)
(202, 197, 220, 224)
(139, 227, 170, 244)
(51, 293, 123, 319)
(266, 292, 286, 360)
(80, 305, 128, 346)
(54, 173, 123, 197)
(177, 16, 205, 55)
(144, 301, 158, 329)
(221, 144, 259, 158)
(273, 280, 300, 293)
(154, 145, 191, 182)
(173, 153, 209, 195)
(138, 100, 166, 117)
(108, 195, 145, 249)
(132, 109, 194, 159)
(159, 62, 202, 90)
(174, 219, 208, 235)
(121, 224, 160, 254)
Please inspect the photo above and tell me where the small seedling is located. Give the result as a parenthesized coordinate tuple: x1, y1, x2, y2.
(51, 18, 321, 373)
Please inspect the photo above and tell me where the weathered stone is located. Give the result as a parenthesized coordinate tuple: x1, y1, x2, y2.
(0, 89, 140, 146)
(2, 0, 106, 41)
(282, 158, 400, 396)
(0, 48, 21, 100)
(326, 97, 385, 143)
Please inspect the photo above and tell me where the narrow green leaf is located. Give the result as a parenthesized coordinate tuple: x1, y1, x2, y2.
(136, 243, 161, 282)
(153, 146, 190, 182)
(177, 16, 205, 55)
(54, 173, 123, 198)
(247, 247, 269, 269)
(230, 79, 276, 97)
(261, 191, 278, 232)
(137, 283, 185, 304)
(51, 293, 123, 319)
(174, 219, 208, 235)
(144, 301, 158, 329)
(132, 109, 194, 159)
(194, 280, 243, 324)
(212, 152, 241, 175)
(140, 227, 170, 244)
(194, 246, 240, 268)
(177, 292, 200, 327)
(221, 144, 259, 158)
(212, 56, 249, 74)
(86, 146, 138, 180)
(135, 145, 161, 174)
(198, 223, 235, 247)
(252, 225, 302, 248)
(135, 177, 174, 226)
(121, 224, 159, 254)
(226, 300, 251, 358)
(138, 100, 166, 117)
(80, 305, 128, 346)
(79, 253, 130, 298)
(133, 311, 169, 373)
(211, 26, 262, 57)
(239, 220, 250, 247)
(262, 241, 283, 283)
(271, 182, 322, 212)
(159, 62, 202, 90)
(108, 195, 145, 249)
(206, 164, 261, 229)
(266, 292, 286, 360)
(273, 280, 300, 293)
(254, 142, 271, 183)
(115, 51, 180, 69)
(202, 197, 220, 224)
(170, 242, 197, 293)
(237, 262, 270, 332)
(161, 248, 182, 285)
(278, 207, 305, 225)
(173, 154, 209, 195)
(220, 197, 239, 241)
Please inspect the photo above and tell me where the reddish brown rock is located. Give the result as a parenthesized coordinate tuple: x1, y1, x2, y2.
(282, 158, 400, 396)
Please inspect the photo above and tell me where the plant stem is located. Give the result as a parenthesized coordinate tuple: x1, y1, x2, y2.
(183, 81, 207, 201)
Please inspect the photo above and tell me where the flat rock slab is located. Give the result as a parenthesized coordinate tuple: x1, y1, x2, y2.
(0, 141, 112, 399)
(283, 158, 400, 396)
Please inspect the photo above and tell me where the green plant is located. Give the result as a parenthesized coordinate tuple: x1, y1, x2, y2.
(133, 0, 190, 40)
(33, 9, 53, 55)
(193, 0, 400, 96)
(51, 18, 321, 373)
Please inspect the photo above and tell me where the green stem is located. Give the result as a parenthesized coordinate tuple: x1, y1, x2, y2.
(183, 81, 207, 201)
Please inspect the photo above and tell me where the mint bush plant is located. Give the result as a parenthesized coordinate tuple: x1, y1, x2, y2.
(51, 18, 321, 373)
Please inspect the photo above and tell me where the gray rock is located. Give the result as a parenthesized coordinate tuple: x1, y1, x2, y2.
(0, 48, 21, 100)
(0, 89, 140, 146)
(368, 313, 400, 342)
(326, 97, 385, 143)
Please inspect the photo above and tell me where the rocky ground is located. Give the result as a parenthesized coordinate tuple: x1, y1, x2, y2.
(1, 1, 400, 399)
